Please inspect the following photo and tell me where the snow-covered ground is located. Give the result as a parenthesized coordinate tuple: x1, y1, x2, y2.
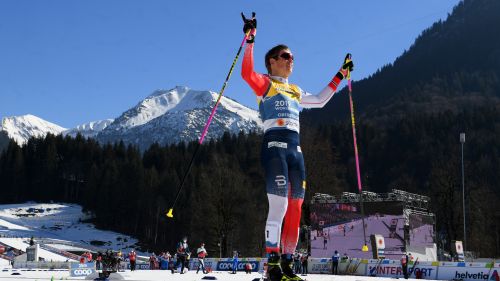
(0, 203, 144, 258)
(0, 258, 9, 267)
(0, 237, 73, 262)
(0, 202, 494, 281)
(0, 269, 438, 281)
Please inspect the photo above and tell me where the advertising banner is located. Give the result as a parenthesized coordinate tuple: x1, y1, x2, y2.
(437, 262, 500, 281)
(124, 262, 150, 270)
(309, 258, 330, 274)
(366, 259, 438, 279)
(26, 244, 38, 262)
(453, 241, 465, 261)
(216, 258, 260, 272)
(69, 257, 499, 281)
(308, 258, 369, 275)
(70, 262, 96, 277)
(455, 241, 464, 254)
(341, 258, 367, 275)
(188, 258, 218, 271)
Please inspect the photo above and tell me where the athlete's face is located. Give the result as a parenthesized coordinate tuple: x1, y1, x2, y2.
(270, 49, 294, 78)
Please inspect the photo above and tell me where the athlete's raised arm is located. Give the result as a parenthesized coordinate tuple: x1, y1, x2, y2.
(240, 14, 270, 97)
(300, 55, 354, 108)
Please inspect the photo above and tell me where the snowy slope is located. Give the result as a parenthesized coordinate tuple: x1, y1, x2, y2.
(0, 115, 66, 145)
(97, 86, 262, 150)
(0, 237, 74, 262)
(104, 86, 191, 131)
(0, 203, 142, 256)
(63, 119, 114, 138)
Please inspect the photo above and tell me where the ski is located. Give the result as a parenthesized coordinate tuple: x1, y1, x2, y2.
(371, 258, 384, 277)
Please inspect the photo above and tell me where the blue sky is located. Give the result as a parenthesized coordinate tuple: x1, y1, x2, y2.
(0, 0, 461, 128)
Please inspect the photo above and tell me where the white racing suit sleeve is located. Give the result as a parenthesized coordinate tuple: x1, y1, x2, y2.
(299, 85, 337, 109)
(299, 66, 347, 108)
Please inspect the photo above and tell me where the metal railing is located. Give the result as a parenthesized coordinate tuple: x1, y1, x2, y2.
(312, 189, 430, 211)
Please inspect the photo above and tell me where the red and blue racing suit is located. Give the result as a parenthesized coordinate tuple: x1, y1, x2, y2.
(241, 43, 346, 255)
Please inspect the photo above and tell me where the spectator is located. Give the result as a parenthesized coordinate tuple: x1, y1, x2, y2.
(415, 268, 423, 279)
(401, 252, 409, 279)
(175, 236, 190, 274)
(301, 252, 308, 276)
(293, 251, 302, 274)
(96, 252, 103, 271)
(129, 250, 137, 271)
(157, 252, 167, 270)
(341, 252, 349, 261)
(163, 252, 172, 271)
(103, 250, 117, 272)
(331, 250, 340, 275)
(231, 251, 239, 274)
(149, 253, 157, 270)
(86, 251, 93, 262)
(171, 254, 178, 274)
(196, 243, 208, 274)
(154, 254, 159, 269)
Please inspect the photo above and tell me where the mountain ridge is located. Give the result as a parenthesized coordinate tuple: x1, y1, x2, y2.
(0, 86, 262, 150)
(0, 114, 67, 146)
(96, 86, 262, 150)
(63, 119, 115, 138)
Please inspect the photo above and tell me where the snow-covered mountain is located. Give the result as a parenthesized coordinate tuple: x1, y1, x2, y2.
(63, 119, 114, 138)
(0, 114, 67, 145)
(1, 86, 262, 150)
(97, 86, 262, 150)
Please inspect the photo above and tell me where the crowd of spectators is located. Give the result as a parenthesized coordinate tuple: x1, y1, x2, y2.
(11, 235, 312, 275)
(289, 250, 309, 276)
(310, 203, 361, 231)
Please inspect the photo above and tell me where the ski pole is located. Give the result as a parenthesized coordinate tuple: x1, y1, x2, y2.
(345, 55, 368, 250)
(409, 257, 419, 277)
(166, 21, 253, 219)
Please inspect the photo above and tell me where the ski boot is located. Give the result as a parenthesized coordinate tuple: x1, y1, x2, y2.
(280, 254, 304, 281)
(265, 252, 283, 281)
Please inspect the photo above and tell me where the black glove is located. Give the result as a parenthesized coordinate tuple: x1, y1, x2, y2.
(342, 53, 354, 72)
(334, 53, 354, 81)
(241, 12, 257, 43)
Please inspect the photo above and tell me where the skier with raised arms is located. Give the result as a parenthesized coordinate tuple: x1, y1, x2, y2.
(241, 13, 353, 281)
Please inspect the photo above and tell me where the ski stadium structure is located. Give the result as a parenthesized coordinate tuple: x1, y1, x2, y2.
(310, 189, 437, 261)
